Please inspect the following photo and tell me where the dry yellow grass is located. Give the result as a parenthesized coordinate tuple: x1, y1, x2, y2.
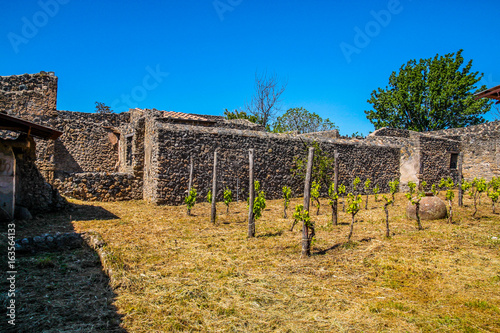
(68, 192, 500, 332)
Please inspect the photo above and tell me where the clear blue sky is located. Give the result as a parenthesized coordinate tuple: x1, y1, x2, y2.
(1, 0, 499, 135)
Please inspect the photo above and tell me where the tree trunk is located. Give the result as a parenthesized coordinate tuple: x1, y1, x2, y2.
(248, 149, 255, 237)
(365, 194, 368, 210)
(348, 214, 355, 241)
(391, 193, 395, 206)
(416, 201, 423, 230)
(473, 195, 478, 217)
(384, 204, 390, 237)
(333, 149, 339, 225)
(331, 202, 338, 226)
(302, 147, 314, 257)
(315, 199, 320, 215)
(448, 200, 453, 224)
(187, 155, 194, 216)
(211, 151, 217, 224)
(458, 152, 463, 207)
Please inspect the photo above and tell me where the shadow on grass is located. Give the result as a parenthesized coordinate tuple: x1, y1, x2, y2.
(314, 237, 374, 255)
(0, 202, 127, 332)
(257, 230, 284, 238)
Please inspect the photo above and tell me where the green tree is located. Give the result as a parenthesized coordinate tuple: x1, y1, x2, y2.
(223, 109, 259, 123)
(95, 102, 113, 114)
(272, 107, 337, 134)
(365, 50, 492, 131)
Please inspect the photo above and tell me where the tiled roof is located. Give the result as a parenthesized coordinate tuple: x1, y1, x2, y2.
(162, 111, 211, 122)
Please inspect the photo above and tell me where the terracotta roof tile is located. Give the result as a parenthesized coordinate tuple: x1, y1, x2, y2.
(162, 111, 209, 122)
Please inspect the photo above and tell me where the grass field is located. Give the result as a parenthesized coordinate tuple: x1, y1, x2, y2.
(6, 192, 500, 332)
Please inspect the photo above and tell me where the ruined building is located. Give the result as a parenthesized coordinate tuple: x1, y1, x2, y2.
(1, 72, 499, 214)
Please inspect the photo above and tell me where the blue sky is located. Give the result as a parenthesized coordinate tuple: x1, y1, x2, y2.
(1, 0, 499, 136)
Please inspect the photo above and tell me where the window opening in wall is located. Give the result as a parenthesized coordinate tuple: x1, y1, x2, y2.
(126, 135, 133, 166)
(450, 153, 458, 169)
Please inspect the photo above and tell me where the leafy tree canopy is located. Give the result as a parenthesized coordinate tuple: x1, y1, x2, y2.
(223, 109, 259, 123)
(272, 107, 337, 134)
(365, 50, 492, 132)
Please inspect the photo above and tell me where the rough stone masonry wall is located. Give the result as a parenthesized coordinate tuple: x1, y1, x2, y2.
(429, 121, 500, 181)
(145, 121, 400, 205)
(419, 134, 460, 187)
(53, 172, 142, 202)
(8, 135, 66, 214)
(0, 72, 58, 116)
(366, 128, 460, 190)
(28, 110, 129, 177)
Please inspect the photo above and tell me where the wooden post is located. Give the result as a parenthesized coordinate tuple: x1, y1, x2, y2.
(211, 150, 217, 224)
(302, 147, 314, 257)
(332, 149, 339, 225)
(458, 152, 463, 207)
(188, 155, 194, 193)
(248, 149, 255, 238)
(187, 155, 194, 216)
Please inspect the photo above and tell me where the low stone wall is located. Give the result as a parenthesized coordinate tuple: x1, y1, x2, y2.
(15, 232, 85, 253)
(429, 121, 500, 181)
(144, 121, 401, 205)
(53, 172, 143, 202)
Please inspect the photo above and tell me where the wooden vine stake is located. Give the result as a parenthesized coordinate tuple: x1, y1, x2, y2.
(188, 155, 194, 193)
(332, 149, 339, 225)
(458, 152, 463, 207)
(302, 147, 314, 257)
(248, 149, 255, 238)
(211, 150, 217, 224)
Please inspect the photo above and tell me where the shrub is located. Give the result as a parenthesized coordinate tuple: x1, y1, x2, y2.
(282, 186, 292, 218)
(184, 187, 197, 216)
(223, 187, 233, 213)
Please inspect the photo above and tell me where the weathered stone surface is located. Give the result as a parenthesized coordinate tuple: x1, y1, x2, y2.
(15, 232, 84, 253)
(406, 196, 447, 220)
(15, 206, 33, 220)
(429, 121, 500, 181)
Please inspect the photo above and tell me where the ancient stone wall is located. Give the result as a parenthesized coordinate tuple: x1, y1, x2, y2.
(418, 134, 460, 187)
(366, 129, 460, 189)
(0, 72, 58, 116)
(144, 121, 400, 205)
(53, 172, 143, 202)
(429, 121, 500, 181)
(4, 135, 66, 216)
(26, 111, 128, 178)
